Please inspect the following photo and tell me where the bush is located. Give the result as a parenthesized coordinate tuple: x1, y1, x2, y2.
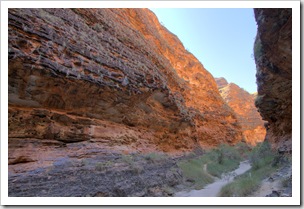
(217, 144, 242, 162)
(177, 158, 214, 189)
(219, 172, 260, 197)
(204, 144, 242, 177)
(144, 152, 168, 163)
(207, 158, 240, 178)
(121, 155, 134, 165)
(249, 141, 274, 170)
(177, 144, 244, 189)
(219, 162, 277, 197)
(219, 141, 279, 197)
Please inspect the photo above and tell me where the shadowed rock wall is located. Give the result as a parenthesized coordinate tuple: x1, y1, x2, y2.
(253, 8, 292, 153)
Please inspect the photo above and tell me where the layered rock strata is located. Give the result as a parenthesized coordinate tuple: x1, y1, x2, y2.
(8, 8, 244, 175)
(215, 77, 266, 145)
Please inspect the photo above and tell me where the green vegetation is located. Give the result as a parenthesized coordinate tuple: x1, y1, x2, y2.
(207, 144, 242, 178)
(177, 143, 247, 189)
(177, 157, 214, 189)
(219, 141, 278, 197)
(249, 141, 276, 170)
(144, 152, 168, 164)
(120, 154, 143, 174)
(90, 142, 280, 197)
(121, 155, 134, 165)
(219, 164, 276, 197)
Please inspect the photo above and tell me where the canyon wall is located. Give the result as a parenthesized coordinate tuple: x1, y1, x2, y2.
(8, 8, 244, 172)
(215, 78, 266, 145)
(253, 9, 292, 153)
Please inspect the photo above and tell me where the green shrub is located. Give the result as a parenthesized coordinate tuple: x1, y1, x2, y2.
(203, 144, 242, 177)
(144, 152, 168, 163)
(121, 155, 134, 165)
(219, 172, 260, 197)
(177, 158, 214, 189)
(219, 162, 277, 197)
(249, 141, 274, 170)
(217, 144, 242, 162)
(207, 158, 240, 178)
(219, 141, 279, 197)
(177, 144, 243, 182)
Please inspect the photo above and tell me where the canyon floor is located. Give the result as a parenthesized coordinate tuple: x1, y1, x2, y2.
(7, 8, 293, 200)
(8, 143, 291, 197)
(175, 161, 252, 197)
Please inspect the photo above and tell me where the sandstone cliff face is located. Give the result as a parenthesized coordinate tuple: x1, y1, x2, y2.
(215, 78, 266, 145)
(253, 9, 292, 153)
(8, 8, 243, 173)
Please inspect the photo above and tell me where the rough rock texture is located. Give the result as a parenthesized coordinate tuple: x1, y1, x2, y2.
(253, 9, 292, 153)
(251, 163, 292, 197)
(8, 153, 184, 197)
(8, 8, 243, 176)
(215, 78, 266, 145)
(214, 77, 228, 89)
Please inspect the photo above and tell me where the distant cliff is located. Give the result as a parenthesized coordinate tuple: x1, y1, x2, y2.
(253, 9, 292, 153)
(215, 77, 266, 145)
(8, 8, 244, 173)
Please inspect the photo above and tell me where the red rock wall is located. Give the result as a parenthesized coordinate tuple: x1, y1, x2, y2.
(215, 78, 266, 145)
(8, 8, 243, 160)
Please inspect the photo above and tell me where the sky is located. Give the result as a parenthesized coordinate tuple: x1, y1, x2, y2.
(149, 8, 258, 93)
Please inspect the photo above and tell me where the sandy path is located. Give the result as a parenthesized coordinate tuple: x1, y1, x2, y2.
(250, 179, 280, 197)
(174, 161, 251, 197)
(250, 178, 282, 197)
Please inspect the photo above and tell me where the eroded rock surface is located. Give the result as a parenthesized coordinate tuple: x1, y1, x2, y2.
(8, 152, 184, 197)
(8, 8, 246, 195)
(253, 9, 292, 153)
(215, 78, 266, 145)
(8, 8, 243, 165)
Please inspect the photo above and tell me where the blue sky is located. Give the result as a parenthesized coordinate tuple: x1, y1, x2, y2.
(149, 8, 258, 93)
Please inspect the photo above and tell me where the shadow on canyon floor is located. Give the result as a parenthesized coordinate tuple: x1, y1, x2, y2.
(8, 141, 291, 197)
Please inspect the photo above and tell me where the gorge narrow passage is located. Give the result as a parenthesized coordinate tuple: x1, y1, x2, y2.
(174, 161, 251, 197)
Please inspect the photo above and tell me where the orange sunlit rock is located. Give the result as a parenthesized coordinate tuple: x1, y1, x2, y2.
(215, 78, 266, 146)
(8, 8, 243, 172)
